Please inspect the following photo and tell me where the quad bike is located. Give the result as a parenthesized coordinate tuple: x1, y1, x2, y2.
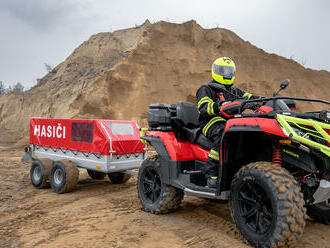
(138, 79, 330, 247)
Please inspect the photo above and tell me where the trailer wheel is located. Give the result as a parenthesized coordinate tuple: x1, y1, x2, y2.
(230, 162, 306, 248)
(30, 159, 52, 189)
(108, 172, 131, 184)
(137, 157, 184, 214)
(87, 169, 105, 180)
(50, 160, 79, 194)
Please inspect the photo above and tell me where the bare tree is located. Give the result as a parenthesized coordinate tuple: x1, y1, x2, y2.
(44, 63, 54, 73)
(0, 81, 5, 95)
(12, 82, 24, 93)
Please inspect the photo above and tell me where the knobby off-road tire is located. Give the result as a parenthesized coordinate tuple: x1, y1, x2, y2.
(30, 158, 52, 189)
(87, 169, 105, 180)
(107, 172, 131, 184)
(137, 157, 184, 214)
(50, 160, 79, 194)
(230, 162, 307, 248)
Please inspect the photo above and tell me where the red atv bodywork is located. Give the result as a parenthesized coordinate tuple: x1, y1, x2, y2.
(146, 131, 209, 162)
(146, 115, 288, 163)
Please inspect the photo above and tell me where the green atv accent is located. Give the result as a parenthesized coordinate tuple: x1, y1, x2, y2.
(140, 128, 150, 145)
(277, 114, 330, 157)
(283, 149, 299, 158)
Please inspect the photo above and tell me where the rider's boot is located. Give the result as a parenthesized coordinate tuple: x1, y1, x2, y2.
(207, 175, 218, 188)
(205, 149, 220, 188)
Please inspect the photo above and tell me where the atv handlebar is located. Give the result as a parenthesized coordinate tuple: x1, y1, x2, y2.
(239, 96, 330, 114)
(241, 101, 260, 111)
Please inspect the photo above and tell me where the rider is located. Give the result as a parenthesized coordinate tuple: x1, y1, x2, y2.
(196, 57, 260, 188)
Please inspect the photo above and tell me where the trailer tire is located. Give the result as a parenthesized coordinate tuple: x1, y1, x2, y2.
(108, 172, 131, 184)
(87, 169, 105, 180)
(30, 159, 52, 189)
(50, 160, 79, 194)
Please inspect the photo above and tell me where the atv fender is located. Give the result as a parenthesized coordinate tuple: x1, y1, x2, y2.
(141, 136, 171, 184)
(218, 126, 270, 193)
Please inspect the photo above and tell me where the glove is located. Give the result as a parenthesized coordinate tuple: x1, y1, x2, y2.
(217, 100, 229, 109)
(242, 102, 260, 111)
(219, 101, 243, 118)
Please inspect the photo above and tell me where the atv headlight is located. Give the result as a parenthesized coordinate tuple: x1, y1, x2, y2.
(292, 127, 308, 138)
(290, 124, 328, 145)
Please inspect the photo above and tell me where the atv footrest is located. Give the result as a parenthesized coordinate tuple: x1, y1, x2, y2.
(183, 170, 202, 175)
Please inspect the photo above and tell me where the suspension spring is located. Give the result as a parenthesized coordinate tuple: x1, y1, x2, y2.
(272, 144, 282, 166)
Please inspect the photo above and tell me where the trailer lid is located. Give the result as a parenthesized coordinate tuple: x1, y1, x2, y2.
(30, 118, 145, 155)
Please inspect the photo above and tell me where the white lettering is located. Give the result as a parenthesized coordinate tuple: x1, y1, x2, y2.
(41, 125, 46, 137)
(34, 125, 40, 136)
(33, 123, 67, 139)
(47, 125, 52, 137)
(56, 124, 62, 138)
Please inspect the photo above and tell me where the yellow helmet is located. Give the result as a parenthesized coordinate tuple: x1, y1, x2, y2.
(211, 57, 236, 85)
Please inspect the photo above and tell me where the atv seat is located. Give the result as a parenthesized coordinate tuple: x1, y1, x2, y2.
(175, 102, 213, 150)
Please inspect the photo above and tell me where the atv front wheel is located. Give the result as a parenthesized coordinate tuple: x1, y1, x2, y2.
(230, 162, 307, 247)
(137, 157, 184, 214)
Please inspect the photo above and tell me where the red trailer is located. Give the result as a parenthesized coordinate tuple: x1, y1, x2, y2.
(22, 118, 146, 193)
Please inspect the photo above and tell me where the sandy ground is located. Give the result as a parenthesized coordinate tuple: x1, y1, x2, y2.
(1, 145, 330, 248)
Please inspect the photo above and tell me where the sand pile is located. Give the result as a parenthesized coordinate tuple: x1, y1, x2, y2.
(0, 20, 329, 146)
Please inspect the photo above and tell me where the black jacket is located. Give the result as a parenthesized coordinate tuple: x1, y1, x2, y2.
(196, 80, 259, 136)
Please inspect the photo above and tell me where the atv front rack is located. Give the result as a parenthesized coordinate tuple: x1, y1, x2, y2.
(277, 114, 330, 157)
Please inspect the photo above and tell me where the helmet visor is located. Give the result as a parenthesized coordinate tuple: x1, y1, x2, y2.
(213, 64, 235, 78)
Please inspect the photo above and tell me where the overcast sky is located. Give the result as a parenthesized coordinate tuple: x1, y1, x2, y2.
(0, 0, 329, 89)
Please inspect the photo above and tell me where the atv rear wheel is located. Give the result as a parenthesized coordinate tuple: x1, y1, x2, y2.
(30, 159, 52, 189)
(87, 169, 105, 180)
(230, 162, 306, 248)
(107, 172, 131, 184)
(137, 157, 184, 214)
